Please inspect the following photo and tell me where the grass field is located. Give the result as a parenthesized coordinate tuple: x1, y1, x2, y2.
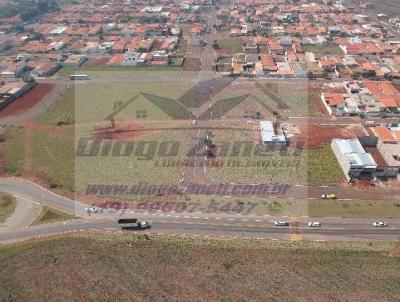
(37, 87, 75, 126)
(210, 80, 311, 118)
(58, 65, 184, 77)
(303, 44, 344, 56)
(0, 193, 16, 223)
(30, 206, 78, 226)
(0, 233, 399, 301)
(217, 38, 244, 54)
(205, 141, 343, 186)
(0, 125, 74, 191)
(308, 199, 400, 218)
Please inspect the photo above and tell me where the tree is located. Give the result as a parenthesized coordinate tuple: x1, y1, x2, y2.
(365, 70, 376, 78)
(307, 71, 316, 80)
(212, 40, 219, 49)
(351, 72, 361, 80)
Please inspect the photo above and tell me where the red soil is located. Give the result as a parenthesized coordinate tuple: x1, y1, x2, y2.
(0, 83, 54, 117)
(92, 120, 145, 141)
(294, 124, 365, 148)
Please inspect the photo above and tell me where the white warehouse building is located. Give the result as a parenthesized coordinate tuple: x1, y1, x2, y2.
(331, 138, 377, 181)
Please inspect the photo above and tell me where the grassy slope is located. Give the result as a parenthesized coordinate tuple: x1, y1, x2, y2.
(0, 192, 17, 223)
(0, 234, 399, 301)
(0, 87, 75, 191)
(30, 206, 78, 226)
(0, 125, 74, 191)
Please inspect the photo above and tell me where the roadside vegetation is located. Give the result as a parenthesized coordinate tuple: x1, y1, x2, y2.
(308, 199, 400, 218)
(0, 233, 399, 301)
(0, 193, 17, 223)
(30, 206, 78, 226)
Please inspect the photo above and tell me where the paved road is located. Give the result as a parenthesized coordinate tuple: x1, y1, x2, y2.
(0, 178, 400, 244)
(1, 215, 400, 245)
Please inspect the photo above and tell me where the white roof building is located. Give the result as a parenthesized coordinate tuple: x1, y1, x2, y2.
(260, 121, 287, 147)
(331, 138, 377, 181)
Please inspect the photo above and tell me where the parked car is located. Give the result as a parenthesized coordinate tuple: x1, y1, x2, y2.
(372, 221, 387, 227)
(321, 193, 337, 200)
(274, 221, 289, 226)
(308, 222, 321, 227)
(85, 207, 98, 213)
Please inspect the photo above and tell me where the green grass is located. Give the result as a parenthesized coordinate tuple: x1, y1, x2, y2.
(1, 125, 25, 174)
(307, 145, 344, 186)
(308, 199, 400, 218)
(303, 44, 344, 56)
(58, 65, 183, 77)
(30, 206, 78, 226)
(0, 193, 17, 223)
(37, 87, 75, 126)
(0, 233, 399, 301)
(218, 38, 244, 54)
(204, 141, 342, 186)
(31, 129, 74, 190)
(0, 125, 74, 191)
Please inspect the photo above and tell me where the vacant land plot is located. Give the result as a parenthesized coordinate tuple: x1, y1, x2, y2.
(217, 38, 244, 54)
(303, 44, 344, 56)
(58, 66, 183, 77)
(0, 192, 16, 223)
(0, 234, 399, 301)
(205, 130, 343, 186)
(211, 80, 311, 118)
(0, 84, 54, 117)
(295, 124, 365, 148)
(0, 125, 74, 191)
(37, 86, 75, 126)
(30, 206, 78, 226)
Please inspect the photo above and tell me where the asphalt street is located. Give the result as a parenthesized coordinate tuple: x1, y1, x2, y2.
(0, 178, 400, 244)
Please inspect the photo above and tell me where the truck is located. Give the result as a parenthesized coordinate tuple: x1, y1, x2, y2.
(117, 219, 151, 230)
(68, 74, 89, 80)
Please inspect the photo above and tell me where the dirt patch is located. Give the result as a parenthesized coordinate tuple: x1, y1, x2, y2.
(92, 120, 145, 141)
(294, 124, 365, 148)
(183, 57, 201, 71)
(84, 57, 109, 68)
(0, 83, 54, 117)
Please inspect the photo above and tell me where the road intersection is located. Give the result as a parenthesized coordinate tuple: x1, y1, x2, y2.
(0, 178, 399, 245)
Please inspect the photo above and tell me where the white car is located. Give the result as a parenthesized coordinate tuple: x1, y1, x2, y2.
(308, 222, 321, 227)
(372, 221, 387, 227)
(274, 221, 289, 226)
(247, 120, 255, 125)
(85, 207, 98, 213)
